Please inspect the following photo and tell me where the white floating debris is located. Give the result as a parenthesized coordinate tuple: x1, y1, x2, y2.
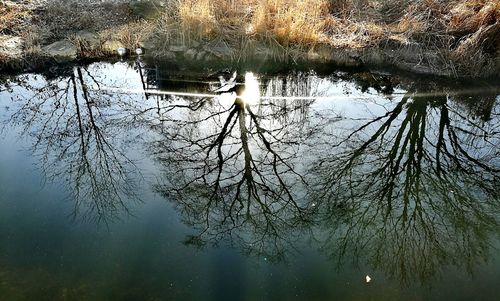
(135, 48, 143, 55)
(116, 47, 126, 56)
(215, 71, 237, 93)
(365, 275, 371, 283)
(246, 24, 254, 34)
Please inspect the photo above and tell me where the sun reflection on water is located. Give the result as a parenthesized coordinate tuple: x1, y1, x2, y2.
(241, 72, 260, 105)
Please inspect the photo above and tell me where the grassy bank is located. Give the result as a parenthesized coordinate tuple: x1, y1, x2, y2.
(0, 0, 499, 77)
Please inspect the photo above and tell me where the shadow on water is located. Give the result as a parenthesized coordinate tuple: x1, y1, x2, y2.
(1, 59, 500, 291)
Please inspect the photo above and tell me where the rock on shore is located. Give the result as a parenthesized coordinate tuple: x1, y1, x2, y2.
(42, 40, 78, 62)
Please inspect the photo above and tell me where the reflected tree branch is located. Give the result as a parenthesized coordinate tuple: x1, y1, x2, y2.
(312, 89, 500, 284)
(152, 73, 324, 260)
(4, 66, 145, 222)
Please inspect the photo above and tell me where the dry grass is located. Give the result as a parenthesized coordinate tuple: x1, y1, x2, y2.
(323, 17, 385, 48)
(394, 0, 452, 44)
(394, 0, 499, 42)
(448, 0, 499, 35)
(164, 0, 334, 46)
(0, 0, 499, 76)
(100, 21, 155, 50)
(39, 0, 133, 41)
(20, 25, 50, 56)
(163, 0, 498, 51)
(451, 22, 499, 76)
(0, 2, 32, 35)
(179, 0, 218, 39)
(446, 1, 499, 76)
(250, 0, 331, 46)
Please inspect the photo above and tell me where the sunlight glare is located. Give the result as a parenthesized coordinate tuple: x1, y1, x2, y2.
(241, 72, 260, 105)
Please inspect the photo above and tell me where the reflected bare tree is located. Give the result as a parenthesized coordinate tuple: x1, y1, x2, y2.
(152, 73, 328, 260)
(3, 63, 500, 279)
(3, 66, 145, 222)
(312, 88, 500, 284)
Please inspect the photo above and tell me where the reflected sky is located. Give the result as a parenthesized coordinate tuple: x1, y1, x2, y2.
(0, 61, 500, 300)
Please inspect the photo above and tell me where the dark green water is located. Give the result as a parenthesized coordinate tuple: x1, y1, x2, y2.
(0, 60, 499, 301)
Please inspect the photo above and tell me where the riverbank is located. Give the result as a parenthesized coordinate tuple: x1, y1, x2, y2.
(0, 0, 499, 77)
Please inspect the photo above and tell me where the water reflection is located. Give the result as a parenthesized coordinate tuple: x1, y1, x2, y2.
(2, 65, 144, 222)
(312, 86, 500, 283)
(151, 72, 318, 261)
(146, 68, 500, 281)
(1, 62, 499, 285)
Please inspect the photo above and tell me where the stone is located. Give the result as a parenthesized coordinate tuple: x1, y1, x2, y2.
(395, 62, 435, 75)
(101, 40, 125, 54)
(162, 51, 176, 60)
(73, 30, 100, 51)
(195, 51, 207, 61)
(313, 46, 335, 60)
(203, 42, 234, 59)
(129, 0, 164, 20)
(168, 45, 188, 52)
(189, 40, 200, 48)
(156, 51, 178, 61)
(203, 53, 218, 62)
(185, 48, 197, 60)
(42, 40, 78, 62)
(326, 48, 362, 66)
(139, 38, 156, 50)
(307, 50, 321, 61)
(0, 35, 24, 58)
(360, 48, 385, 65)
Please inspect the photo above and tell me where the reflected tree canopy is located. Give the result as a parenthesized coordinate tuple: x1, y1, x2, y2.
(152, 72, 326, 260)
(1, 63, 499, 281)
(2, 65, 145, 222)
(312, 86, 500, 283)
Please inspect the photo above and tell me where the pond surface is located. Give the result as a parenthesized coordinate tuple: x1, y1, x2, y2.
(0, 60, 499, 301)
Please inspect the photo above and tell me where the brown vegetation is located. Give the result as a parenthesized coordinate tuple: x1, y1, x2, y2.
(0, 1, 32, 35)
(0, 0, 499, 77)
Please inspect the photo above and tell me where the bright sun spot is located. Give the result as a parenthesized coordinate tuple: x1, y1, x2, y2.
(241, 72, 260, 105)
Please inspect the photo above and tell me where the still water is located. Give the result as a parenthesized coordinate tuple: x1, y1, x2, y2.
(0, 60, 499, 300)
